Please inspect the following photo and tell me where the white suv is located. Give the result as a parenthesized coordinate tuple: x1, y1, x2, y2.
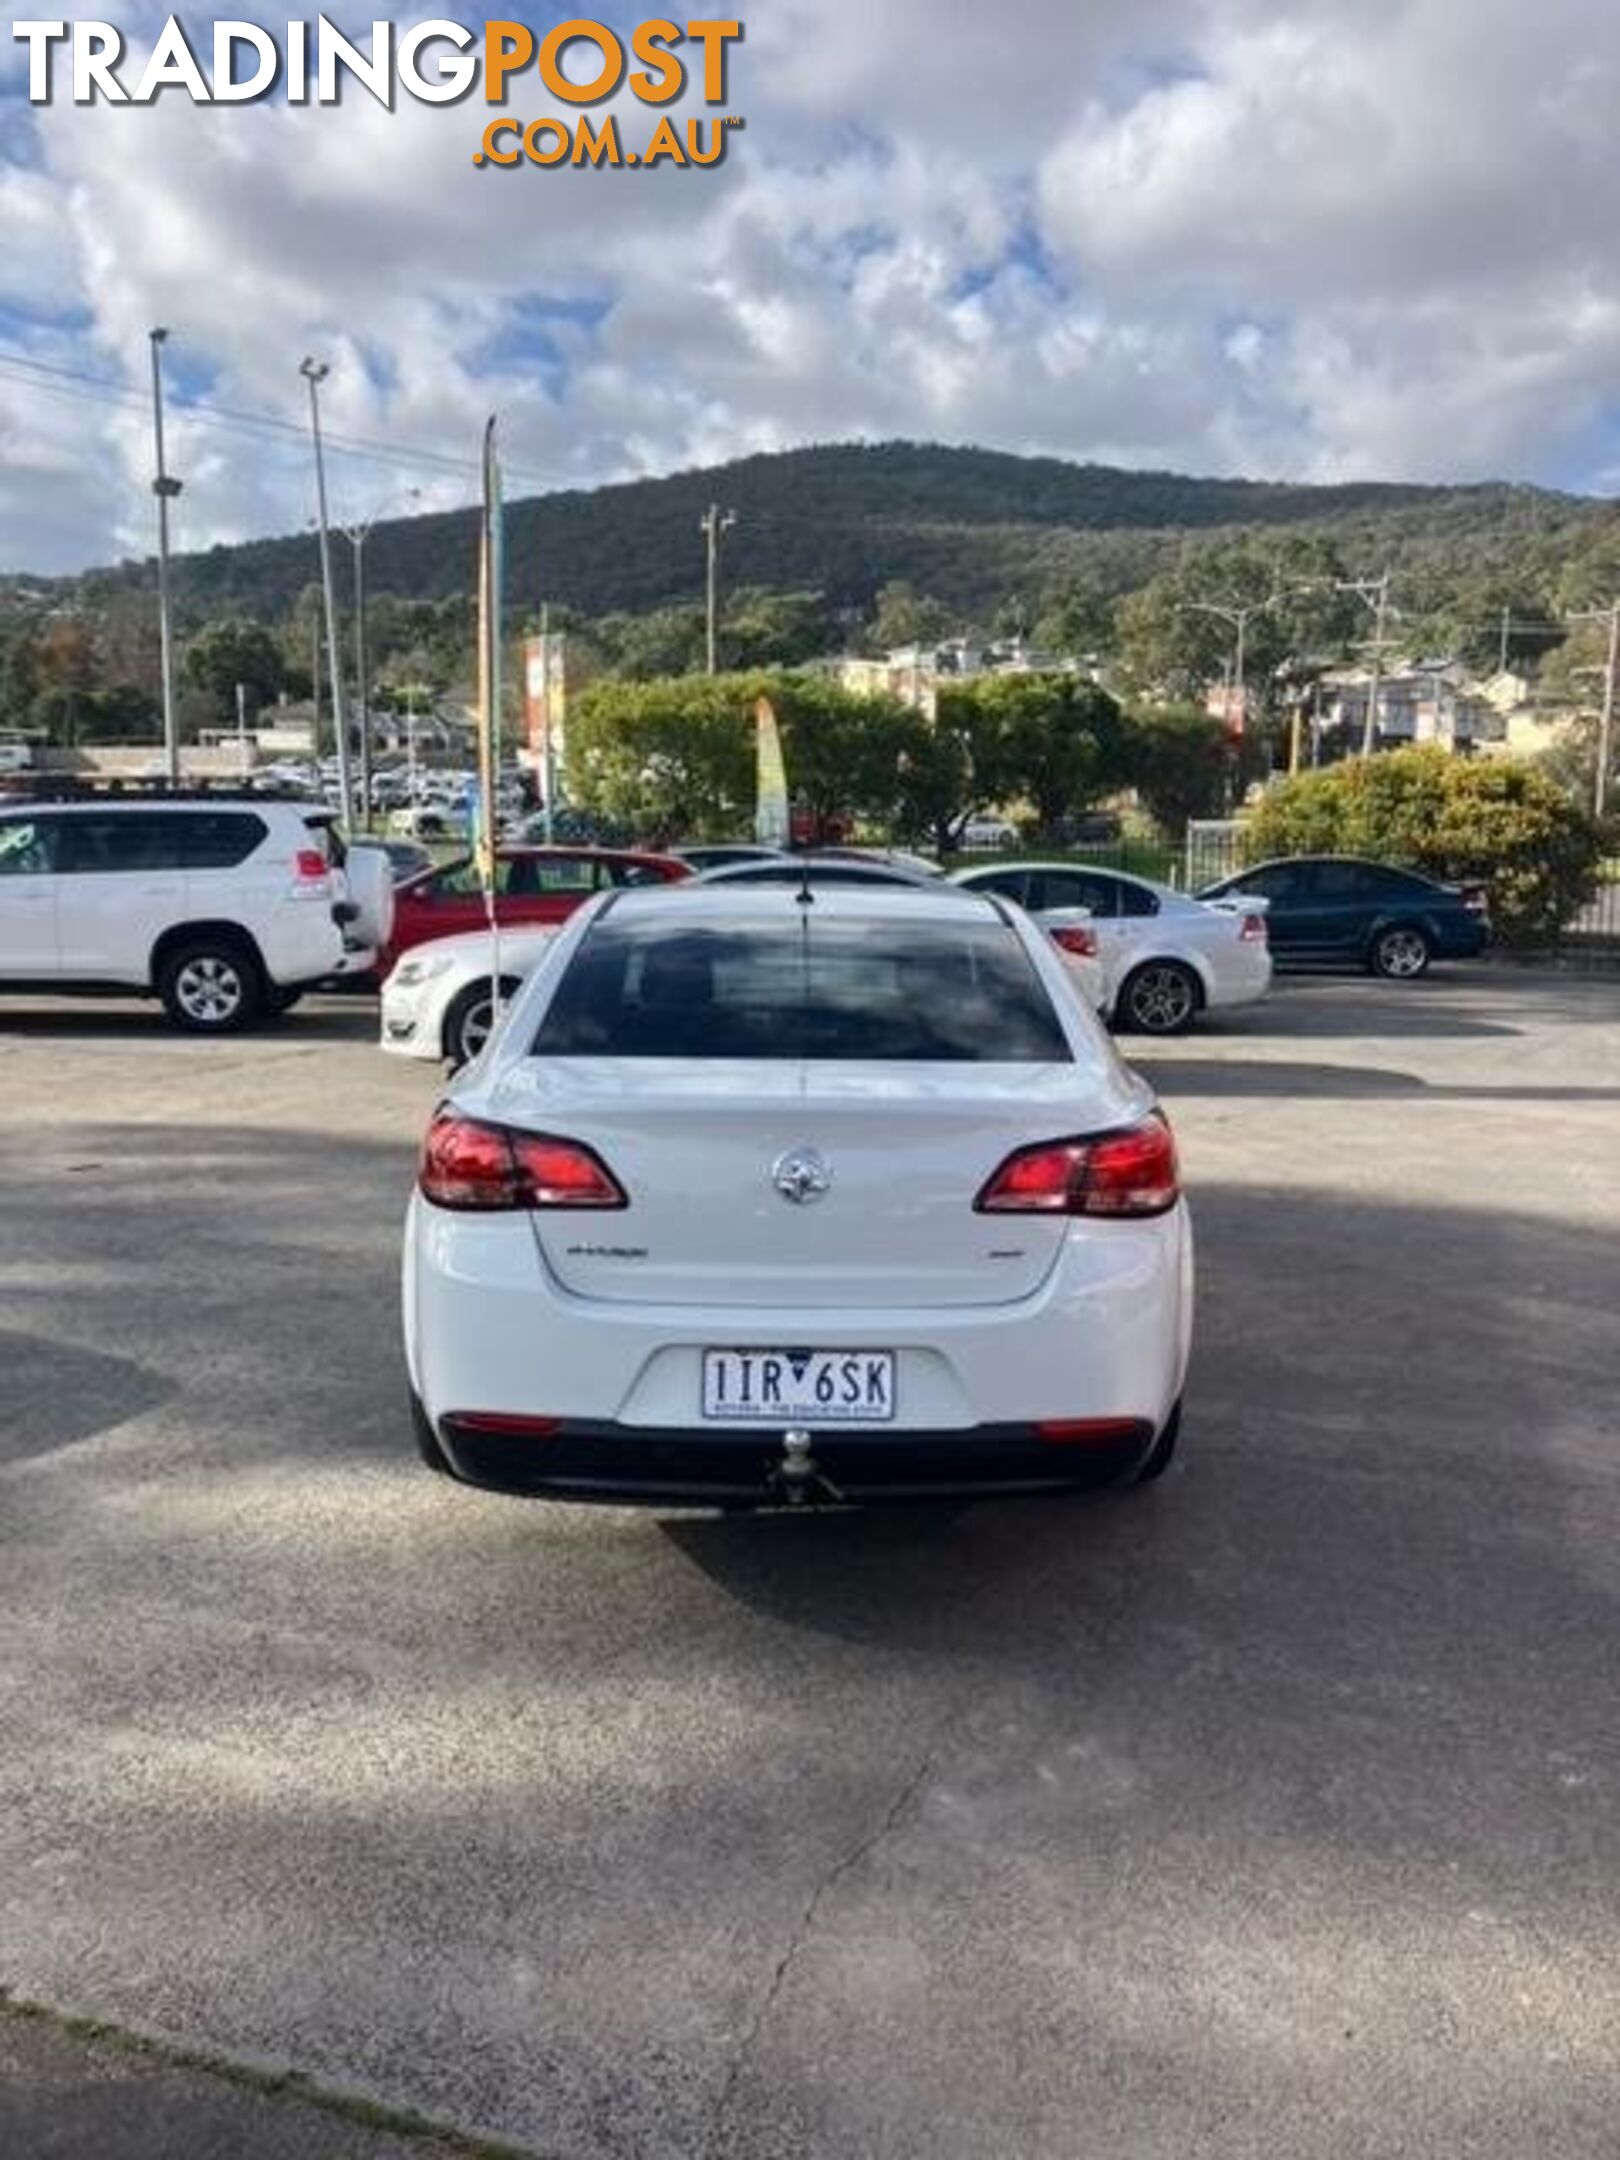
(0, 796, 377, 1032)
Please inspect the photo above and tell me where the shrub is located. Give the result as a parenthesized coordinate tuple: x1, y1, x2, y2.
(1245, 747, 1602, 946)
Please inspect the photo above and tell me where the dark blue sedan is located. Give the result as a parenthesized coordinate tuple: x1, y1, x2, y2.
(1198, 856, 1491, 977)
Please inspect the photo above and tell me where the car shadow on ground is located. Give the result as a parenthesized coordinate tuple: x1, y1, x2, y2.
(1195, 963, 1620, 1042)
(0, 996, 379, 1047)
(1139, 1057, 1620, 1103)
(0, 1327, 175, 1464)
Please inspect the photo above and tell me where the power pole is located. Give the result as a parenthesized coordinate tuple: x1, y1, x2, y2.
(1499, 603, 1511, 676)
(300, 357, 351, 825)
(1334, 571, 1395, 756)
(700, 503, 735, 675)
(1563, 599, 1619, 820)
(148, 328, 183, 783)
(1360, 571, 1391, 757)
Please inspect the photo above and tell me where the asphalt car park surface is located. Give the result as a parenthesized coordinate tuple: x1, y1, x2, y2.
(1, 965, 1617, 2158)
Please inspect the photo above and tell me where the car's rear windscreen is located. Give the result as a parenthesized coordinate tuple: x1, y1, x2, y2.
(532, 916, 1072, 1062)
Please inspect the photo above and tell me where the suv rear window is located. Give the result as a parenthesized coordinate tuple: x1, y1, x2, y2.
(532, 917, 1072, 1062)
(182, 812, 267, 868)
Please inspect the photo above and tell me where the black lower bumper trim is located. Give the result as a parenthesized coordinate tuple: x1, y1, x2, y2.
(435, 1416, 1155, 1507)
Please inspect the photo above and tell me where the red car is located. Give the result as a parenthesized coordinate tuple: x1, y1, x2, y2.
(382, 847, 690, 974)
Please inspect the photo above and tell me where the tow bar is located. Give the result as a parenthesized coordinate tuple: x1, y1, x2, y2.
(774, 1428, 845, 1507)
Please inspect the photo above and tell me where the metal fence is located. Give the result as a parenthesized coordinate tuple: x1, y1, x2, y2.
(1562, 874, 1620, 967)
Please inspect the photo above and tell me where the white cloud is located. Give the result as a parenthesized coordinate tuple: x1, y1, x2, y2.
(3, 0, 1620, 570)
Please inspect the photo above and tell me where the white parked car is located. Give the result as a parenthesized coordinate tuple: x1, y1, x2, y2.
(381, 923, 562, 1067)
(402, 883, 1193, 1508)
(959, 817, 1018, 850)
(0, 795, 380, 1031)
(952, 862, 1271, 1034)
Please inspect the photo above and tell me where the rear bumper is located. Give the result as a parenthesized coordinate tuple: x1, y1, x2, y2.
(433, 1413, 1158, 1506)
(1202, 945, 1272, 1008)
(1438, 919, 1492, 958)
(404, 1196, 1195, 1495)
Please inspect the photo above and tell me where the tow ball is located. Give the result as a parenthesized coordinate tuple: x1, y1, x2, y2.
(775, 1428, 844, 1507)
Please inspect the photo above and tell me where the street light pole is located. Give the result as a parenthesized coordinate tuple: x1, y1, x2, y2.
(300, 356, 351, 825)
(148, 328, 183, 784)
(351, 522, 368, 823)
(343, 487, 419, 830)
(700, 502, 735, 675)
(1180, 582, 1320, 734)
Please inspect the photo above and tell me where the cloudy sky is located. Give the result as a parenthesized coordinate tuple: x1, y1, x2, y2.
(4, 0, 1620, 572)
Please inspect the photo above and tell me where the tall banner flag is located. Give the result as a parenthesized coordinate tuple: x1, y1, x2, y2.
(524, 623, 566, 838)
(754, 694, 790, 847)
(475, 415, 503, 899)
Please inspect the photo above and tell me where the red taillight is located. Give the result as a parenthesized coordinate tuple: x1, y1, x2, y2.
(419, 1112, 627, 1212)
(294, 847, 329, 883)
(975, 1114, 1180, 1219)
(1240, 912, 1267, 942)
(1051, 924, 1100, 959)
(1036, 1417, 1154, 1446)
(443, 1411, 561, 1437)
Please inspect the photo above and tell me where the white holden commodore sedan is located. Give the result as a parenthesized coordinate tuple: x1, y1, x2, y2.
(403, 883, 1193, 1508)
(951, 862, 1271, 1035)
(381, 924, 561, 1067)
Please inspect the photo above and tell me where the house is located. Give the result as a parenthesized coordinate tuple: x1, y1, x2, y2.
(1319, 660, 1500, 751)
(827, 637, 1084, 714)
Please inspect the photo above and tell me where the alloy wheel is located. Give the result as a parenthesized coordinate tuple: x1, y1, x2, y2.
(1127, 964, 1196, 1033)
(175, 956, 245, 1025)
(1376, 929, 1429, 979)
(456, 997, 495, 1064)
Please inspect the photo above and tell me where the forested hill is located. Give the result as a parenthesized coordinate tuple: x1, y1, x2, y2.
(75, 439, 1604, 622)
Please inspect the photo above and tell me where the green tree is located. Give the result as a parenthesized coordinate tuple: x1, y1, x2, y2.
(1125, 706, 1231, 837)
(566, 674, 755, 839)
(592, 605, 706, 681)
(770, 676, 914, 835)
(1244, 746, 1601, 945)
(1032, 582, 1115, 659)
(866, 582, 951, 654)
(942, 674, 1129, 842)
(0, 628, 40, 721)
(1115, 536, 1355, 720)
(182, 619, 285, 722)
(722, 588, 836, 671)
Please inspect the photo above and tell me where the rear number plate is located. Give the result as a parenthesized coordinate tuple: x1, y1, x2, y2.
(702, 1349, 895, 1423)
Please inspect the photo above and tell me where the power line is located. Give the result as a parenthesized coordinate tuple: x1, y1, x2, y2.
(0, 348, 555, 495)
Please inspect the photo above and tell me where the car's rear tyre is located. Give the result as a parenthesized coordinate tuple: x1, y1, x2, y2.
(1368, 923, 1432, 979)
(1117, 960, 1200, 1035)
(443, 976, 520, 1068)
(157, 937, 264, 1033)
(1133, 1399, 1181, 1484)
(410, 1389, 455, 1477)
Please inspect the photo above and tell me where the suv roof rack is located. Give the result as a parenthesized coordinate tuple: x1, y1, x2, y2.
(0, 775, 319, 806)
